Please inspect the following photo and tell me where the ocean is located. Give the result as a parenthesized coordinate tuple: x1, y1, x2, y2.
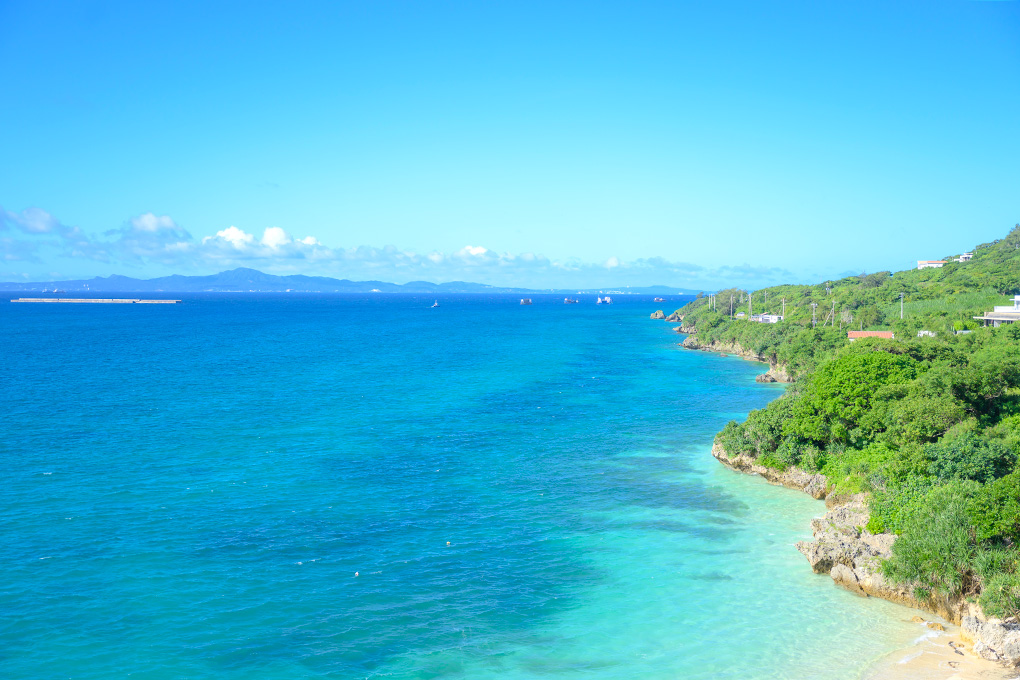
(1, 293, 926, 679)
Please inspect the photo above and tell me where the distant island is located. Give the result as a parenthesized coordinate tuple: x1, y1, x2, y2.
(0, 267, 684, 296)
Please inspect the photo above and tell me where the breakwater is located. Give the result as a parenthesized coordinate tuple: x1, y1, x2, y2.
(10, 298, 181, 304)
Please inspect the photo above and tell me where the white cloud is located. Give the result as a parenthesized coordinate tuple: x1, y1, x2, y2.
(261, 226, 291, 249)
(130, 213, 178, 233)
(0, 206, 799, 289)
(2, 206, 78, 237)
(208, 226, 256, 249)
(460, 245, 488, 257)
(6, 206, 63, 234)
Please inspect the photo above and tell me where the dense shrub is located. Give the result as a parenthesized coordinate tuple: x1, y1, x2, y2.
(971, 470, 1020, 542)
(923, 433, 1016, 484)
(881, 483, 980, 599)
(979, 573, 1020, 619)
(786, 351, 920, 445)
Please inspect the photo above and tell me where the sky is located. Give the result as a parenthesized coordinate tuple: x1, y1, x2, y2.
(1, 0, 1018, 289)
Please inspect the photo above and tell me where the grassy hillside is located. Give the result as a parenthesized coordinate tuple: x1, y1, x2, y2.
(681, 224, 1020, 617)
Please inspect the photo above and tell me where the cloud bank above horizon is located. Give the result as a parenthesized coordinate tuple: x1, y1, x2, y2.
(0, 206, 795, 289)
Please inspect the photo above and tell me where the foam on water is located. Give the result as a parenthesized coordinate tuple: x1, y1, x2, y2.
(1, 293, 926, 679)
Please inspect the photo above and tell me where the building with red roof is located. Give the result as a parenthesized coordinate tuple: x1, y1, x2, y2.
(848, 331, 895, 342)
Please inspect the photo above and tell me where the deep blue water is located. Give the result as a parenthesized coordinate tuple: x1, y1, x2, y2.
(1, 294, 924, 679)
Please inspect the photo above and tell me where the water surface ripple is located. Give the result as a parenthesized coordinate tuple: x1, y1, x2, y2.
(1, 294, 922, 679)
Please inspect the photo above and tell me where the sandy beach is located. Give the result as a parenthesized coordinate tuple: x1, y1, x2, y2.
(864, 619, 1018, 680)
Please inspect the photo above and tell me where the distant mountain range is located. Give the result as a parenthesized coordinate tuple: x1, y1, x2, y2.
(0, 268, 687, 295)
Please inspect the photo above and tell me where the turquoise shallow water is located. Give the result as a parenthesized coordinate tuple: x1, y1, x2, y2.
(1, 294, 924, 679)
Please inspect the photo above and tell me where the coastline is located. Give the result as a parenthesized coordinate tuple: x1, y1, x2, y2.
(711, 442, 1014, 679)
(863, 624, 1017, 680)
(678, 330, 796, 383)
(680, 332, 1018, 678)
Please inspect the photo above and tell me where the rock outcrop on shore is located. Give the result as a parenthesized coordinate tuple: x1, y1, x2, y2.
(650, 310, 665, 319)
(792, 496, 933, 614)
(681, 335, 796, 383)
(963, 617, 1020, 666)
(754, 366, 794, 383)
(710, 443, 826, 497)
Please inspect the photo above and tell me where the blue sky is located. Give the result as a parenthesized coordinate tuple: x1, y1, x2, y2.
(1, 0, 1018, 288)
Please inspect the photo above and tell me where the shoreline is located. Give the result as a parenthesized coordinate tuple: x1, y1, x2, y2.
(679, 333, 1017, 678)
(677, 331, 796, 382)
(710, 444, 1014, 679)
(864, 623, 1017, 680)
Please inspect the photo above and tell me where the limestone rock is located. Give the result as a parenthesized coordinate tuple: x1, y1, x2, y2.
(665, 312, 683, 322)
(650, 310, 666, 319)
(711, 444, 828, 500)
(830, 563, 866, 596)
(678, 335, 796, 383)
(911, 616, 925, 623)
(788, 490, 933, 613)
(963, 617, 1020, 666)
(927, 621, 946, 631)
(794, 497, 879, 575)
(974, 641, 1001, 662)
(803, 474, 828, 500)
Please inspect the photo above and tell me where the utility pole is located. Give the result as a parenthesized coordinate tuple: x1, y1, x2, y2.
(781, 297, 786, 318)
(730, 295, 734, 318)
(900, 293, 904, 320)
(764, 290, 767, 310)
(811, 303, 818, 328)
(830, 300, 836, 326)
(748, 291, 753, 318)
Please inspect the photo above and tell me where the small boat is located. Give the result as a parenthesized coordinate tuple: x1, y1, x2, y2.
(654, 297, 665, 302)
(603, 296, 613, 305)
(520, 298, 533, 305)
(564, 298, 579, 304)
(596, 297, 603, 304)
(431, 300, 439, 308)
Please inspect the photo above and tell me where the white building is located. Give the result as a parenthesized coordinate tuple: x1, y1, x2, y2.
(956, 252, 973, 262)
(974, 296, 1020, 327)
(917, 260, 946, 270)
(750, 314, 783, 324)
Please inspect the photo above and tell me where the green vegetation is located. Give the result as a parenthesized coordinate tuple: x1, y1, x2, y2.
(684, 225, 1020, 616)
